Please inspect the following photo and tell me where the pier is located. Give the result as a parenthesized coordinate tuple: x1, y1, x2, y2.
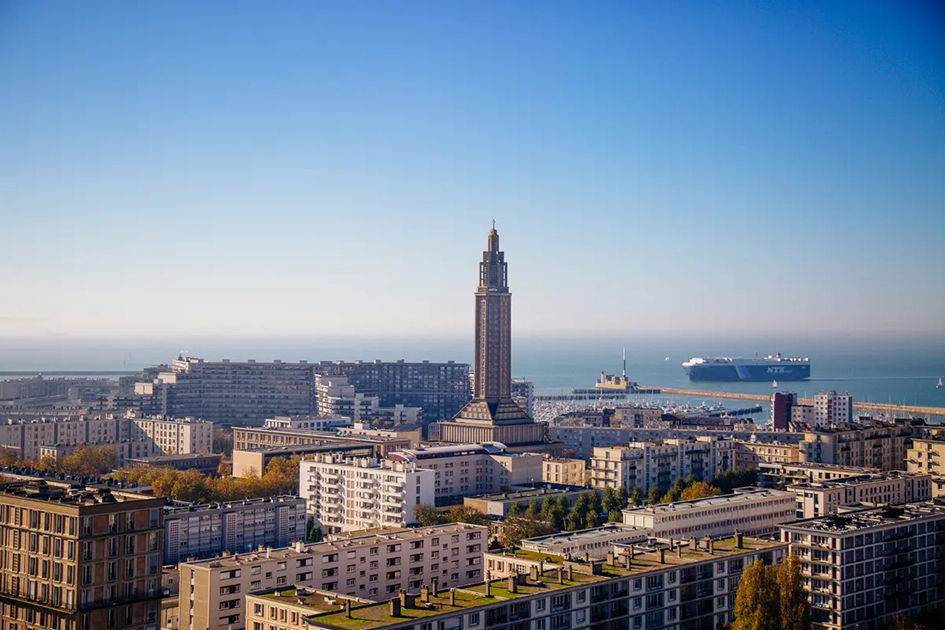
(644, 386, 945, 418)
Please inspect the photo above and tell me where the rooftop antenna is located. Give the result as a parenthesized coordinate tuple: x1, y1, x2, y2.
(622, 348, 627, 379)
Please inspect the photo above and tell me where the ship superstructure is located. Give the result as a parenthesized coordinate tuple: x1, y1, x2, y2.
(683, 353, 810, 382)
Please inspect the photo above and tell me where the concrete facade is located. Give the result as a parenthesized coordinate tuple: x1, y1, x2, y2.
(299, 455, 435, 532)
(787, 472, 933, 519)
(542, 458, 588, 487)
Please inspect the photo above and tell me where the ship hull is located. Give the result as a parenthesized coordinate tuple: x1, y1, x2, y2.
(684, 363, 810, 382)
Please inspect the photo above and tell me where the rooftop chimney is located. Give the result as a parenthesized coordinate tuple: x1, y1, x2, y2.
(389, 598, 401, 617)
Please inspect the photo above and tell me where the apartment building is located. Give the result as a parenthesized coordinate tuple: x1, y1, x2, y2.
(610, 406, 665, 428)
(179, 523, 488, 630)
(39, 439, 155, 466)
(549, 425, 802, 458)
(0, 482, 165, 630)
(299, 455, 435, 532)
(589, 437, 736, 495)
(315, 376, 422, 424)
(388, 444, 544, 505)
(542, 458, 588, 487)
(787, 472, 933, 519)
(258, 534, 787, 630)
(780, 502, 945, 630)
(799, 421, 916, 470)
(511, 379, 534, 416)
(127, 415, 213, 455)
(464, 486, 590, 517)
(232, 442, 382, 478)
(316, 360, 471, 422)
(133, 358, 316, 426)
(338, 423, 424, 449)
(621, 488, 796, 539)
(233, 426, 409, 457)
(733, 440, 800, 469)
(0, 414, 213, 461)
(906, 436, 945, 497)
(813, 391, 854, 426)
(164, 496, 306, 564)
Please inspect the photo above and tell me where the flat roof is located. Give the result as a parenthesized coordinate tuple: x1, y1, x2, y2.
(622, 489, 794, 516)
(165, 495, 303, 514)
(788, 472, 929, 491)
(781, 502, 945, 534)
(128, 453, 221, 462)
(305, 536, 784, 630)
(466, 485, 588, 502)
(522, 524, 643, 546)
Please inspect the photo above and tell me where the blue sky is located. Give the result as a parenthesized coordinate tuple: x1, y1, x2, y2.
(1, 1, 943, 338)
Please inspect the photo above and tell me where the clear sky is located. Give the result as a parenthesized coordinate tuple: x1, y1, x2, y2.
(1, 1, 943, 339)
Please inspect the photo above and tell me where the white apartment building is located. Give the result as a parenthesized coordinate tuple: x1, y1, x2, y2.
(388, 443, 544, 504)
(264, 415, 353, 431)
(787, 472, 932, 519)
(164, 495, 307, 564)
(813, 391, 853, 426)
(128, 415, 213, 455)
(179, 523, 488, 630)
(315, 375, 422, 424)
(621, 489, 796, 539)
(299, 454, 435, 532)
(780, 502, 945, 630)
(589, 437, 736, 495)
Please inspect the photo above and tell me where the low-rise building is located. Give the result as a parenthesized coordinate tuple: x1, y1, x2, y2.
(127, 452, 223, 475)
(758, 462, 881, 488)
(517, 524, 646, 561)
(232, 435, 405, 478)
(780, 502, 945, 630)
(264, 415, 353, 431)
(621, 488, 796, 539)
(388, 443, 544, 505)
(300, 454, 435, 532)
(269, 535, 787, 630)
(338, 423, 424, 449)
(542, 457, 588, 487)
(233, 426, 410, 457)
(164, 496, 307, 564)
(786, 472, 932, 519)
(179, 523, 488, 630)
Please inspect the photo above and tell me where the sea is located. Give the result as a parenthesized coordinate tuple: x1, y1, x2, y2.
(1, 334, 944, 421)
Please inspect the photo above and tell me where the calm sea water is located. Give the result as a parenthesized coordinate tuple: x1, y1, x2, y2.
(1, 335, 944, 416)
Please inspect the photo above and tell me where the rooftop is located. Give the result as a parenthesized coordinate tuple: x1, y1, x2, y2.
(622, 489, 794, 517)
(305, 535, 783, 630)
(787, 472, 931, 491)
(128, 453, 222, 463)
(165, 495, 304, 514)
(0, 481, 159, 506)
(389, 443, 508, 461)
(520, 524, 643, 547)
(466, 485, 588, 503)
(781, 501, 945, 534)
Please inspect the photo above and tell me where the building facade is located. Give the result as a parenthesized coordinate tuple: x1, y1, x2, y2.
(164, 496, 307, 564)
(621, 489, 796, 539)
(733, 440, 800, 469)
(299, 455, 435, 532)
(780, 502, 945, 630)
(906, 436, 945, 497)
(787, 472, 933, 519)
(0, 482, 165, 630)
(179, 523, 489, 630)
(589, 437, 736, 495)
(271, 535, 787, 630)
(388, 444, 544, 505)
(799, 421, 916, 470)
(813, 391, 854, 426)
(542, 458, 588, 487)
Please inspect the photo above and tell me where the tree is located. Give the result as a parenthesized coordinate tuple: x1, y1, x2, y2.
(526, 499, 542, 518)
(647, 486, 661, 505)
(615, 485, 629, 509)
(508, 501, 524, 517)
(585, 490, 603, 515)
(607, 509, 622, 523)
(547, 505, 565, 531)
(565, 508, 584, 531)
(584, 511, 598, 530)
(556, 496, 570, 512)
(601, 487, 617, 513)
(542, 496, 557, 514)
(629, 486, 642, 507)
(777, 555, 810, 630)
(679, 482, 721, 502)
(499, 514, 556, 547)
(0, 449, 18, 467)
(413, 504, 446, 526)
(713, 468, 759, 494)
(446, 505, 490, 525)
(732, 560, 780, 630)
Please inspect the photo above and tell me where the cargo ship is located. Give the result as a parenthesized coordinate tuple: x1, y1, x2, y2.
(682, 353, 810, 382)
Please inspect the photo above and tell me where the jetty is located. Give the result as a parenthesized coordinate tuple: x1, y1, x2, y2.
(645, 386, 945, 418)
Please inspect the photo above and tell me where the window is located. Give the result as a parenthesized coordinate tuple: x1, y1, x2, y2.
(536, 599, 546, 612)
(469, 613, 480, 626)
